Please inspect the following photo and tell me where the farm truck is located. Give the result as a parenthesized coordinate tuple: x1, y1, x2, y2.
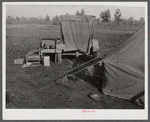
(25, 15, 99, 66)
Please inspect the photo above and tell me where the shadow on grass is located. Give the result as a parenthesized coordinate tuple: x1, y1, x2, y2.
(66, 54, 104, 93)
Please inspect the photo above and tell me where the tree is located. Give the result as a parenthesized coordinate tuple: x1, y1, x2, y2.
(6, 16, 16, 24)
(75, 9, 86, 15)
(6, 16, 12, 24)
(38, 14, 43, 19)
(15, 17, 20, 24)
(37, 15, 45, 24)
(134, 20, 140, 26)
(100, 9, 111, 24)
(81, 9, 85, 15)
(139, 17, 145, 26)
(76, 11, 80, 15)
(128, 16, 134, 27)
(66, 13, 69, 15)
(52, 15, 60, 25)
(10, 16, 16, 24)
(114, 8, 122, 25)
(7, 16, 11, 20)
(121, 19, 128, 26)
(95, 18, 100, 26)
(45, 14, 50, 23)
(20, 16, 27, 24)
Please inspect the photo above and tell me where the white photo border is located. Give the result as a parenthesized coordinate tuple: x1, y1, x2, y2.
(2, 2, 148, 120)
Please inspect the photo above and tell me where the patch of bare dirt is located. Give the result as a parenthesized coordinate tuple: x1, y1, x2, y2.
(6, 24, 141, 109)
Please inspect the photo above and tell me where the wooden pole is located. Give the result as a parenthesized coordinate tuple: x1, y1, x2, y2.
(55, 53, 57, 63)
(57, 53, 62, 63)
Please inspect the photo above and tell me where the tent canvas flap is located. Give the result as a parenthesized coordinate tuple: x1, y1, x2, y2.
(102, 27, 145, 100)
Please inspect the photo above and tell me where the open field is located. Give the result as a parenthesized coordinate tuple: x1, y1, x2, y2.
(6, 24, 142, 109)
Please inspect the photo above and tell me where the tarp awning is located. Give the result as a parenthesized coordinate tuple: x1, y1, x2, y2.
(59, 15, 95, 52)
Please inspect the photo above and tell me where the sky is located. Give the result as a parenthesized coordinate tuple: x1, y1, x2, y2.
(6, 4, 145, 20)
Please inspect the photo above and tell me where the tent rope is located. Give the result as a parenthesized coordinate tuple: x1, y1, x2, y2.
(30, 58, 103, 92)
(56, 60, 102, 82)
(64, 57, 101, 74)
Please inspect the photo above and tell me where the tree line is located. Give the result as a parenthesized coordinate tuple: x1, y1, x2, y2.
(98, 8, 144, 27)
(6, 14, 60, 25)
(6, 8, 145, 27)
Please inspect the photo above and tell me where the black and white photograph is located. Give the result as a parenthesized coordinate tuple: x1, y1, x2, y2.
(2, 2, 148, 120)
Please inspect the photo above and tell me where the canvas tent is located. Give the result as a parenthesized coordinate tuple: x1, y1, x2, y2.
(59, 15, 95, 53)
(101, 27, 145, 101)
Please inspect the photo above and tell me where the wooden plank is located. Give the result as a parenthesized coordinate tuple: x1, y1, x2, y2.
(14, 58, 24, 64)
(41, 53, 44, 65)
(41, 49, 62, 53)
(28, 48, 41, 55)
(55, 53, 57, 63)
(38, 50, 40, 63)
(26, 56, 28, 63)
(57, 53, 62, 63)
(62, 53, 76, 55)
(27, 59, 39, 61)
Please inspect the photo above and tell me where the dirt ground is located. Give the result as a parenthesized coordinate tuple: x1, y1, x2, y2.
(6, 24, 142, 109)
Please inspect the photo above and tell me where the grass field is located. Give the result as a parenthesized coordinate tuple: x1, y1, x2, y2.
(6, 24, 142, 109)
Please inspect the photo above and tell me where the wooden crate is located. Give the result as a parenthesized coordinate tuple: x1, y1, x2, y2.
(43, 56, 50, 66)
(14, 58, 24, 64)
